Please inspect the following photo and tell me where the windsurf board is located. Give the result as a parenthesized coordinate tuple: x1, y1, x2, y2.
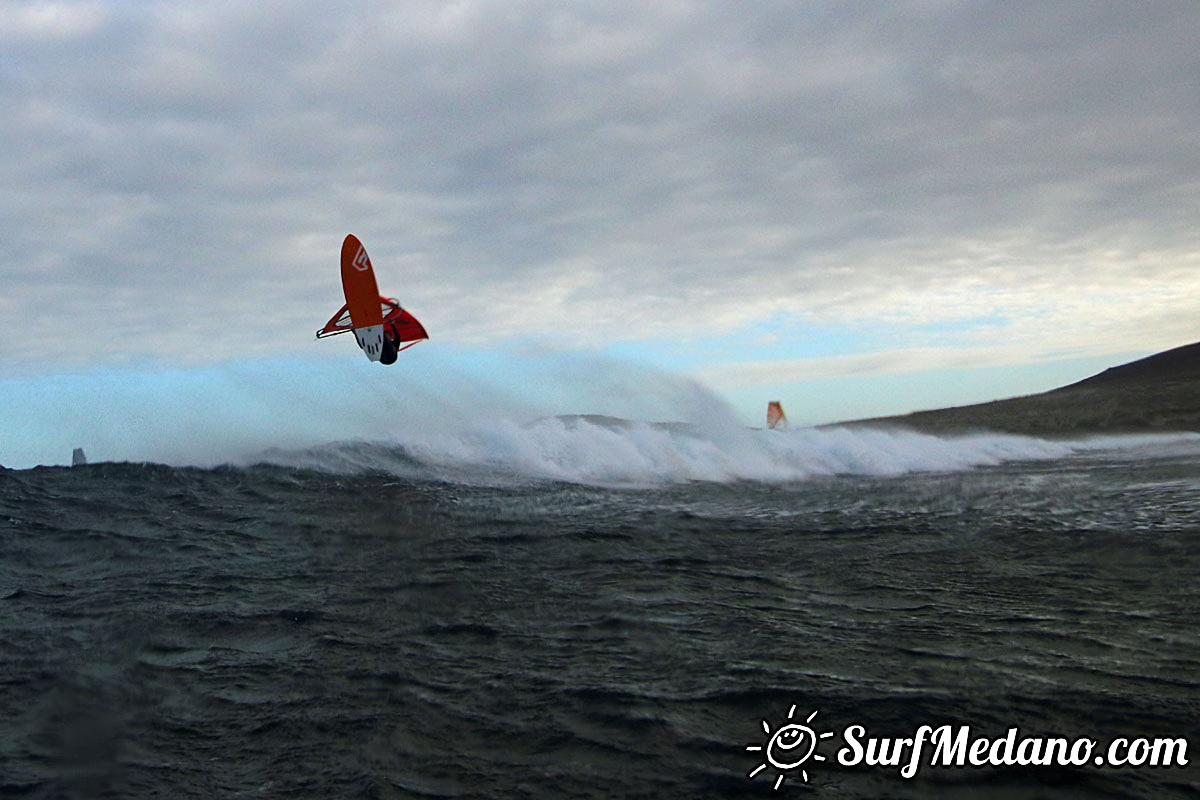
(340, 234, 386, 361)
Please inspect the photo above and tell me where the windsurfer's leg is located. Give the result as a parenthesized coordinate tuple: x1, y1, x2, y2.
(380, 337, 397, 365)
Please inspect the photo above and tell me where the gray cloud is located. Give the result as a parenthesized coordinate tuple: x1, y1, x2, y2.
(3, 0, 1199, 371)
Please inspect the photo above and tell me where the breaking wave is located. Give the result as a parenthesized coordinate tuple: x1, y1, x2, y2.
(6, 351, 1197, 486)
(246, 415, 1200, 487)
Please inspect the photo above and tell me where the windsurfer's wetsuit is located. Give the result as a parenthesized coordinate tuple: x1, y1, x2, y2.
(380, 329, 401, 365)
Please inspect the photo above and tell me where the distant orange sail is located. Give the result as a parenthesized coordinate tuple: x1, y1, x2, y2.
(767, 401, 787, 430)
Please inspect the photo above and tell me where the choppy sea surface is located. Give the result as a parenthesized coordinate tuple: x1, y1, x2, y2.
(2, 419, 1198, 798)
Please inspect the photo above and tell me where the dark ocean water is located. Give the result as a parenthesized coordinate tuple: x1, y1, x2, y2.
(2, 425, 1198, 798)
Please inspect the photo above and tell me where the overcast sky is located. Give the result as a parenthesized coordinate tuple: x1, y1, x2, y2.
(4, 0, 1200, 437)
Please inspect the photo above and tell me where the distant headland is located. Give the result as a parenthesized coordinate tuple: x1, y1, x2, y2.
(834, 341, 1200, 437)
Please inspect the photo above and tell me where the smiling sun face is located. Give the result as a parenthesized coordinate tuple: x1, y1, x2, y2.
(766, 722, 817, 769)
(747, 706, 835, 790)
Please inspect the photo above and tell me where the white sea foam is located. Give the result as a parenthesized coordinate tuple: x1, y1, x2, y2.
(447, 421, 1197, 485)
(4, 350, 1198, 483)
(256, 414, 1200, 488)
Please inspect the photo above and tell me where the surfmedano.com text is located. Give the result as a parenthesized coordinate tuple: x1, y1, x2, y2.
(838, 724, 1189, 779)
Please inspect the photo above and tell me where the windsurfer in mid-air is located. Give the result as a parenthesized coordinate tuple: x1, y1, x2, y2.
(315, 234, 429, 364)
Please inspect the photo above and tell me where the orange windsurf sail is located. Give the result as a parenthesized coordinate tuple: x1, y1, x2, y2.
(767, 401, 787, 430)
(317, 296, 429, 351)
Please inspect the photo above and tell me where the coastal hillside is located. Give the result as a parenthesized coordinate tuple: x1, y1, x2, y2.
(840, 341, 1200, 437)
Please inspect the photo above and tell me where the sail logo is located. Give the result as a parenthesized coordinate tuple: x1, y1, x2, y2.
(353, 246, 371, 271)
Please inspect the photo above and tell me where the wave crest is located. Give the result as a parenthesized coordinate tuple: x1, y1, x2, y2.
(245, 416, 1195, 487)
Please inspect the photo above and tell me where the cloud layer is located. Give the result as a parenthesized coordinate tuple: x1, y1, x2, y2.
(4, 0, 1199, 378)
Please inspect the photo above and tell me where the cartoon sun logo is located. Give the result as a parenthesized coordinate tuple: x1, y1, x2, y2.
(746, 705, 835, 790)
